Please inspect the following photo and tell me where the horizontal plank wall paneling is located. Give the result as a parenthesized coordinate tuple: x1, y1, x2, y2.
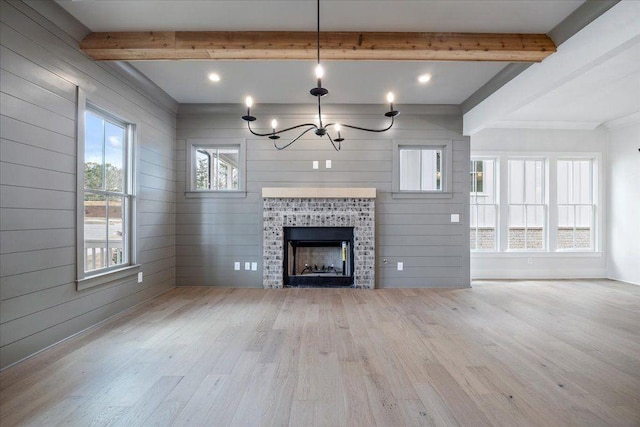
(176, 104, 470, 289)
(0, 0, 177, 369)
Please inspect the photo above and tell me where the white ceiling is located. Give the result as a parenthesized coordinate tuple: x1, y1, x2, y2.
(501, 40, 640, 127)
(55, 0, 585, 105)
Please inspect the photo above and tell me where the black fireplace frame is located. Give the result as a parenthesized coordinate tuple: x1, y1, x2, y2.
(283, 227, 355, 287)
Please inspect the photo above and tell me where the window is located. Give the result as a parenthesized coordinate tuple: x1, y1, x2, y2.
(399, 147, 442, 191)
(187, 139, 246, 195)
(81, 106, 134, 276)
(195, 147, 239, 190)
(470, 159, 497, 251)
(508, 159, 545, 250)
(393, 140, 452, 196)
(557, 160, 595, 250)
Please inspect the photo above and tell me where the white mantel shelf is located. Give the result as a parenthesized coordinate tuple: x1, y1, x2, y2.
(262, 187, 376, 199)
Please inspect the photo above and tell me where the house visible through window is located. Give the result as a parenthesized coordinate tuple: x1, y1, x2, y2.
(470, 159, 497, 251)
(508, 159, 545, 250)
(399, 147, 442, 191)
(83, 108, 133, 273)
(194, 146, 239, 191)
(557, 159, 594, 250)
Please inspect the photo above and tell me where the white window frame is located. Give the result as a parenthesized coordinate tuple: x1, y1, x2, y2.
(507, 157, 547, 251)
(186, 139, 246, 198)
(392, 140, 453, 198)
(470, 151, 601, 256)
(76, 89, 138, 290)
(470, 157, 499, 252)
(556, 158, 597, 252)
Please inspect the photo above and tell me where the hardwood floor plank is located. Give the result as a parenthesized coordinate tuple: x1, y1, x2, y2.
(1, 280, 638, 426)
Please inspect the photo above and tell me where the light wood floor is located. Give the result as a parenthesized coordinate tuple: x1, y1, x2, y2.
(1, 280, 639, 426)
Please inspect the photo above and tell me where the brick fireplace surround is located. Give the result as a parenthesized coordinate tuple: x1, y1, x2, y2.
(262, 188, 376, 289)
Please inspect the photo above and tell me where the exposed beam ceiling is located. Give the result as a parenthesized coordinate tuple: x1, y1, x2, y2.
(80, 31, 556, 62)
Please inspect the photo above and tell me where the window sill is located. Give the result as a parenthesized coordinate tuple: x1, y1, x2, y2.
(76, 264, 141, 291)
(185, 191, 247, 199)
(472, 252, 603, 258)
(391, 191, 453, 199)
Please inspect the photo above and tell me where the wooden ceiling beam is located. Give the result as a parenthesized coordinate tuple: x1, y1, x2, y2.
(80, 31, 556, 62)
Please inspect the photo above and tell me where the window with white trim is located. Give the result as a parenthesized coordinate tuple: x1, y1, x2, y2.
(399, 147, 442, 191)
(82, 107, 134, 274)
(470, 159, 498, 251)
(557, 159, 595, 250)
(508, 159, 546, 250)
(195, 146, 239, 190)
(187, 140, 246, 194)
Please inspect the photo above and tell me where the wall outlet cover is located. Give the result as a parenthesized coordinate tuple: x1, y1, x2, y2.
(234, 262, 241, 271)
(397, 262, 404, 271)
(251, 262, 257, 271)
(325, 160, 332, 168)
(137, 272, 143, 283)
(244, 262, 251, 270)
(451, 214, 460, 223)
(312, 160, 319, 169)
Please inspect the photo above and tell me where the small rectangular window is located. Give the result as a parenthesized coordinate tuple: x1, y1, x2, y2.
(557, 159, 595, 250)
(188, 140, 245, 193)
(83, 108, 133, 273)
(508, 159, 546, 250)
(470, 159, 498, 251)
(399, 147, 442, 191)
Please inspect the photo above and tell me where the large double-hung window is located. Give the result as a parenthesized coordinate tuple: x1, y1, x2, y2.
(557, 159, 595, 250)
(470, 159, 497, 250)
(508, 159, 546, 250)
(80, 106, 134, 279)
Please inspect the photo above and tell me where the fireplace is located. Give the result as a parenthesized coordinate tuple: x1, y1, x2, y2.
(284, 227, 354, 287)
(262, 187, 376, 289)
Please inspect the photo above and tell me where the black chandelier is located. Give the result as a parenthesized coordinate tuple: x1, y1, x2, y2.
(241, 0, 399, 151)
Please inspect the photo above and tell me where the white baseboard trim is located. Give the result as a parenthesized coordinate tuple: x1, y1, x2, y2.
(607, 276, 640, 286)
(472, 269, 607, 280)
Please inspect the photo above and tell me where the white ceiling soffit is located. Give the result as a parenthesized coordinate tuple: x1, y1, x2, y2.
(54, 1, 583, 33)
(463, 1, 640, 135)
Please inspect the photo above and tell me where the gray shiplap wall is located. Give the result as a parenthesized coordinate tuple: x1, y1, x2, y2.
(0, 0, 177, 369)
(176, 104, 470, 288)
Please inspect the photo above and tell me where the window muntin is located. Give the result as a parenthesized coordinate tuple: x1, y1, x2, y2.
(508, 159, 546, 250)
(470, 159, 497, 251)
(557, 160, 594, 250)
(399, 147, 442, 191)
(83, 109, 132, 273)
(192, 146, 240, 191)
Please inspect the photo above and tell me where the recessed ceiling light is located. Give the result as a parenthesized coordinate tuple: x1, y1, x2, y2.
(418, 74, 432, 84)
(208, 73, 221, 82)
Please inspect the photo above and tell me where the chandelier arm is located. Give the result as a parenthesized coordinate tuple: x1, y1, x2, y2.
(273, 126, 317, 151)
(248, 121, 318, 137)
(341, 115, 396, 133)
(326, 132, 341, 152)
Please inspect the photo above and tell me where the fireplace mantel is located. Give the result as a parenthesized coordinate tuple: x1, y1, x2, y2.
(262, 187, 376, 199)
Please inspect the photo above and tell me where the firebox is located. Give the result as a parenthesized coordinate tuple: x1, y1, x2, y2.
(283, 227, 354, 287)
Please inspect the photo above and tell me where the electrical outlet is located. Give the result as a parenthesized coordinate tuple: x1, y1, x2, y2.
(313, 160, 319, 169)
(397, 262, 404, 271)
(234, 262, 240, 271)
(451, 214, 460, 223)
(325, 160, 332, 168)
(527, 258, 534, 265)
(251, 262, 258, 271)
(137, 272, 143, 283)
(245, 262, 251, 270)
